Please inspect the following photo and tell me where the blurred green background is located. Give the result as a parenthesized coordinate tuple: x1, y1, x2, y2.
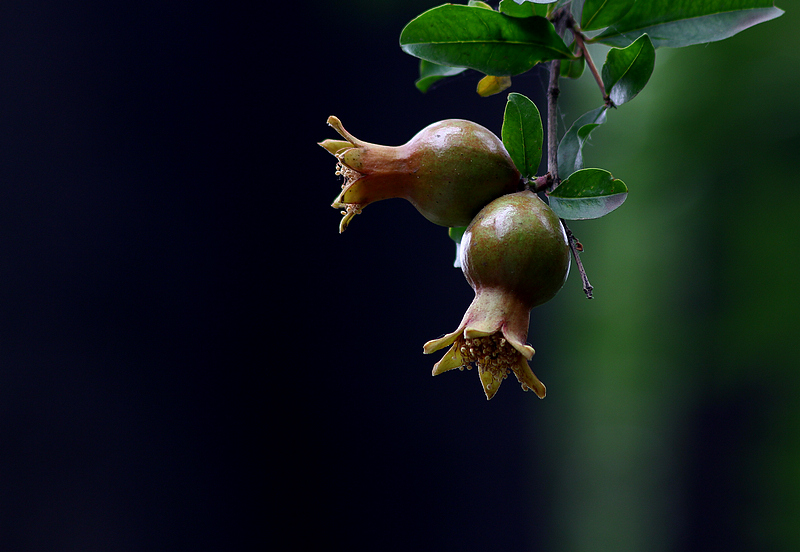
(543, 8, 800, 550)
(289, 2, 799, 551)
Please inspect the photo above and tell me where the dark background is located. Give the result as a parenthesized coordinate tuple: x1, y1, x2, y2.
(2, 1, 799, 551)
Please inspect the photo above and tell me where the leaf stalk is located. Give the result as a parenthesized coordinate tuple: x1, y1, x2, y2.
(567, 16, 613, 107)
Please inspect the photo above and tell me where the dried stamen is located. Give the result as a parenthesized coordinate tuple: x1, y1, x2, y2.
(335, 160, 361, 186)
(456, 333, 521, 387)
(337, 204, 362, 233)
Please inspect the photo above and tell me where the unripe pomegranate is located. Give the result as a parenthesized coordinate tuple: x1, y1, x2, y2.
(424, 190, 570, 400)
(320, 116, 521, 232)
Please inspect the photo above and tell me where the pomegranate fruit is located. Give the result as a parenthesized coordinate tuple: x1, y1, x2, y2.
(320, 116, 521, 232)
(424, 190, 570, 399)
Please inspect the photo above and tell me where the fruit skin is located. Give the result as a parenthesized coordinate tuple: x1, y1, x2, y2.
(461, 189, 571, 311)
(320, 116, 521, 232)
(423, 190, 570, 399)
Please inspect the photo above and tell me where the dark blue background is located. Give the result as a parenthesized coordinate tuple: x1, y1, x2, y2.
(0, 1, 543, 549)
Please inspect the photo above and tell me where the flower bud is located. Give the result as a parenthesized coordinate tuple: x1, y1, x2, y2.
(424, 190, 570, 399)
(320, 116, 521, 232)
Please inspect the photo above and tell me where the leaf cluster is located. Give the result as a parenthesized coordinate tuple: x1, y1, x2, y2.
(400, 0, 782, 226)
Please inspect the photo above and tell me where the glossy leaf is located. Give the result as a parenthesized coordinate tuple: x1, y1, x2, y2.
(415, 60, 468, 93)
(449, 226, 467, 243)
(581, 0, 636, 31)
(593, 0, 785, 48)
(502, 92, 543, 179)
(448, 226, 468, 268)
(560, 43, 585, 78)
(499, 0, 551, 18)
(400, 5, 573, 77)
(547, 168, 627, 220)
(602, 33, 655, 106)
(564, 0, 586, 21)
(557, 106, 607, 180)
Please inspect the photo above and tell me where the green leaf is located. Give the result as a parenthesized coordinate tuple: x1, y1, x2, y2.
(560, 42, 585, 78)
(565, 0, 586, 21)
(499, 0, 551, 18)
(502, 92, 544, 178)
(415, 60, 468, 93)
(601, 33, 655, 105)
(581, 0, 636, 31)
(593, 0, 784, 48)
(400, 4, 574, 77)
(547, 168, 627, 220)
(448, 226, 468, 268)
(557, 106, 607, 179)
(449, 226, 467, 243)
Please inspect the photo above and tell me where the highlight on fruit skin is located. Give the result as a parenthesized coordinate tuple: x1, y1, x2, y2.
(319, 116, 521, 233)
(424, 190, 570, 400)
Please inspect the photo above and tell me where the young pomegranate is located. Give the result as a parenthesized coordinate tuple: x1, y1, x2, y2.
(319, 116, 520, 232)
(424, 190, 570, 400)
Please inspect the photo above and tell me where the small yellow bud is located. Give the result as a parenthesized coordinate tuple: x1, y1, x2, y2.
(476, 75, 512, 97)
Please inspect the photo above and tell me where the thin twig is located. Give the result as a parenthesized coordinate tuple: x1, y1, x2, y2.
(545, 9, 570, 188)
(546, 58, 561, 187)
(566, 17, 614, 108)
(532, 173, 552, 192)
(562, 221, 593, 299)
(545, 9, 593, 298)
